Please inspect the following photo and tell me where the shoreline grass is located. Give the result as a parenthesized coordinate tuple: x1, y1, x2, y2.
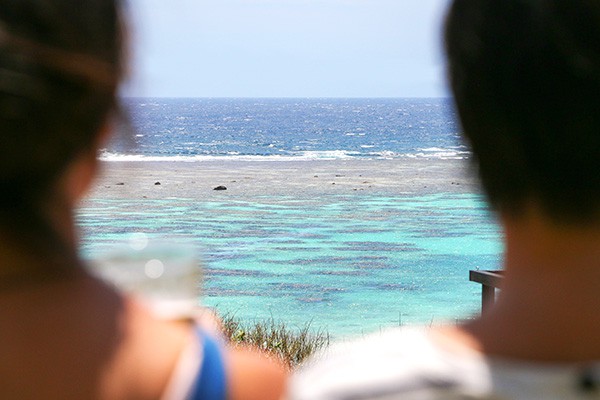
(219, 313, 330, 368)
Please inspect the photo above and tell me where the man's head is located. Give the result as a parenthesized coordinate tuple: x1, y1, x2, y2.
(445, 0, 600, 224)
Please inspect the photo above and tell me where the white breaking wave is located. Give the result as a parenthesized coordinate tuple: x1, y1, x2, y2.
(99, 150, 359, 162)
(296, 150, 360, 160)
(98, 148, 470, 162)
(404, 146, 471, 160)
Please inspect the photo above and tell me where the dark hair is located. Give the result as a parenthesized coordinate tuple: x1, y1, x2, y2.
(0, 0, 124, 267)
(445, 0, 600, 223)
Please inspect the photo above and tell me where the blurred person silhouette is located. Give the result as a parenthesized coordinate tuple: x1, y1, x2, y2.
(288, 0, 600, 398)
(0, 0, 286, 398)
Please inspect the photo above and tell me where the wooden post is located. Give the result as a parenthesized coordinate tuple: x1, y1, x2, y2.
(469, 270, 503, 314)
(481, 284, 496, 314)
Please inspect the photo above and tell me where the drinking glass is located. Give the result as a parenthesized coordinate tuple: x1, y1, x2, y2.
(88, 233, 202, 319)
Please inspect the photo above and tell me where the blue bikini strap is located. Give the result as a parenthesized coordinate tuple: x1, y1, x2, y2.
(188, 330, 227, 400)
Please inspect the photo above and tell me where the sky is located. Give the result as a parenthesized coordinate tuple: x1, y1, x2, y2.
(124, 0, 452, 98)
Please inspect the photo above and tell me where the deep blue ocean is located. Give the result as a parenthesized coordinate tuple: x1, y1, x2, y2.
(105, 97, 469, 161)
(80, 98, 502, 337)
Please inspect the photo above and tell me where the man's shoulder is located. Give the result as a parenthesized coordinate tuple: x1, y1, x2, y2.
(288, 326, 490, 400)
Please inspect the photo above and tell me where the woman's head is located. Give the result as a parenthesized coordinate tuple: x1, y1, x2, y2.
(0, 0, 124, 268)
(0, 0, 124, 206)
(445, 0, 600, 224)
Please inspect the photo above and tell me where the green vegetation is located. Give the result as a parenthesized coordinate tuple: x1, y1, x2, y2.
(220, 314, 330, 368)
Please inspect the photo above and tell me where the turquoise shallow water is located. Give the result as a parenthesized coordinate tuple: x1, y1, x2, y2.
(78, 191, 502, 338)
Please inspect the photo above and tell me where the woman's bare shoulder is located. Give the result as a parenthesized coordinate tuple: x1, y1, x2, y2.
(226, 345, 289, 400)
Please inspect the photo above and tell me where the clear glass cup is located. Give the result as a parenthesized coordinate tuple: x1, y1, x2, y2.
(88, 234, 202, 319)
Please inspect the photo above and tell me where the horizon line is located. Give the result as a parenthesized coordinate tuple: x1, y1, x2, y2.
(120, 95, 452, 100)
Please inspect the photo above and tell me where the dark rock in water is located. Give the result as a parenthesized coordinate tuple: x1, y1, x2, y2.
(154, 182, 161, 185)
(213, 185, 227, 191)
